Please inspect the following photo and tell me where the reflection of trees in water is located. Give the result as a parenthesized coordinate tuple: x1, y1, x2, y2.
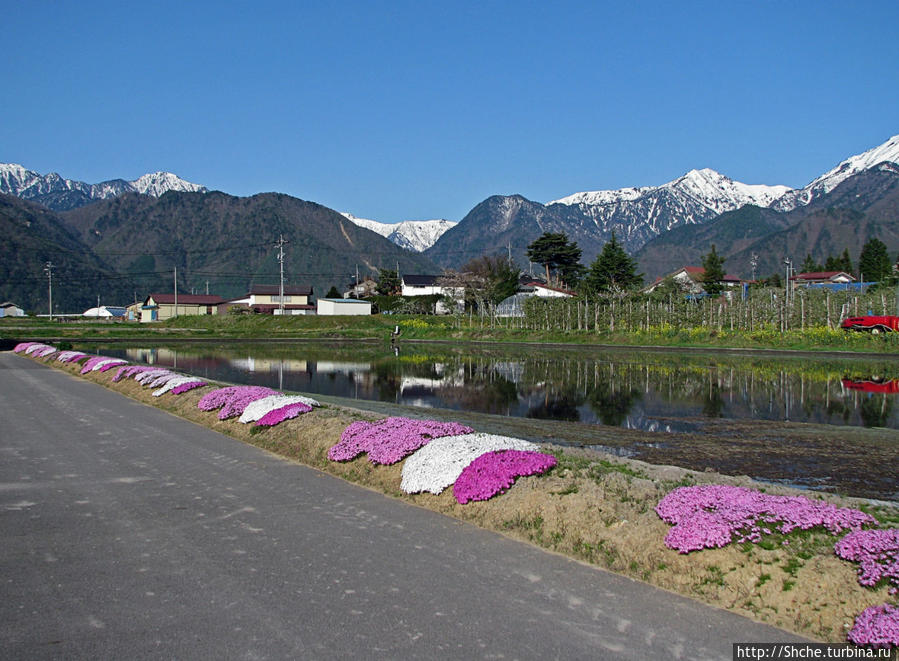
(437, 373, 520, 415)
(703, 384, 725, 418)
(859, 394, 893, 428)
(587, 380, 641, 426)
(527, 387, 584, 421)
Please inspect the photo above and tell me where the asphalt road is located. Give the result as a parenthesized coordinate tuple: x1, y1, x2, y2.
(0, 352, 808, 659)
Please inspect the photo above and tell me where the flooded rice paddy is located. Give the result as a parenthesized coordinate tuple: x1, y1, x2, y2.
(93, 341, 899, 500)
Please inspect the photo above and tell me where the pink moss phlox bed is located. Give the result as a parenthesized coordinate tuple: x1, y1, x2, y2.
(847, 603, 899, 648)
(656, 485, 875, 553)
(197, 386, 281, 419)
(835, 528, 899, 591)
(256, 402, 313, 427)
(328, 417, 473, 465)
(453, 449, 557, 504)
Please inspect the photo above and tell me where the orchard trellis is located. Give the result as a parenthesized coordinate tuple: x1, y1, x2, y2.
(451, 287, 899, 335)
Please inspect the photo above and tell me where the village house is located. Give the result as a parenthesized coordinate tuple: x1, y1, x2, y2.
(789, 271, 856, 289)
(220, 285, 314, 315)
(343, 278, 377, 299)
(140, 293, 224, 322)
(642, 266, 744, 298)
(401, 274, 463, 314)
(0, 301, 25, 317)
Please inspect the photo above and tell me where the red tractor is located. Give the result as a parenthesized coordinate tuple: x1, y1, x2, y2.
(840, 315, 899, 334)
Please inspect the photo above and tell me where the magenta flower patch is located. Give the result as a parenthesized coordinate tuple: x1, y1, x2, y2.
(256, 402, 313, 427)
(13, 342, 36, 353)
(112, 365, 157, 382)
(453, 450, 557, 504)
(80, 356, 126, 374)
(196, 386, 281, 419)
(656, 485, 875, 553)
(328, 417, 473, 465)
(96, 360, 127, 372)
(847, 603, 899, 648)
(57, 350, 88, 363)
(835, 528, 899, 590)
(170, 380, 207, 395)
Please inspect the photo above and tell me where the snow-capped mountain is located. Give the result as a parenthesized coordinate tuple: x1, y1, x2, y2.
(551, 168, 791, 221)
(772, 134, 899, 211)
(0, 163, 206, 210)
(341, 212, 456, 252)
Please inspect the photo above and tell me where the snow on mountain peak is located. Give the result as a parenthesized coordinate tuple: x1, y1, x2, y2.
(341, 212, 456, 252)
(550, 168, 791, 214)
(772, 134, 899, 210)
(0, 163, 207, 205)
(130, 171, 207, 196)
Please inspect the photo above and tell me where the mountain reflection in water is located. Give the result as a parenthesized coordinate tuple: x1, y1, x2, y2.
(101, 344, 899, 431)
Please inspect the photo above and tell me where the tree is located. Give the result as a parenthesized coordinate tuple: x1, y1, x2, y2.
(438, 255, 521, 313)
(526, 232, 583, 287)
(376, 268, 400, 295)
(858, 238, 892, 283)
(701, 244, 726, 297)
(801, 254, 822, 273)
(582, 232, 643, 294)
(325, 285, 342, 298)
(825, 249, 853, 273)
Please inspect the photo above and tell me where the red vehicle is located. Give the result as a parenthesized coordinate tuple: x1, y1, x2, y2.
(840, 315, 899, 334)
(841, 378, 899, 394)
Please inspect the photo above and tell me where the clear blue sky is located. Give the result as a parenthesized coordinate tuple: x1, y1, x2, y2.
(4, 0, 898, 222)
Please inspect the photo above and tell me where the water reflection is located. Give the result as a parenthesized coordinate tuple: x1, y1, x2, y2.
(104, 344, 899, 431)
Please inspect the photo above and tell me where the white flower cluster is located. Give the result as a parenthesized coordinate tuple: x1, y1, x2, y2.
(238, 395, 321, 423)
(400, 433, 538, 495)
(88, 358, 127, 372)
(152, 375, 204, 397)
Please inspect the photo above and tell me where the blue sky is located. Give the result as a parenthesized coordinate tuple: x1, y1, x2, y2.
(3, 0, 898, 222)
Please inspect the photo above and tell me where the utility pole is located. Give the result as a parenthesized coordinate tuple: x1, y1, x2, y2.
(275, 234, 288, 314)
(44, 262, 54, 321)
(174, 266, 178, 319)
(206, 280, 209, 295)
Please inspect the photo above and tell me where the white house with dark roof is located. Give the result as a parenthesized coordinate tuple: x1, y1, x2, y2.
(220, 285, 315, 315)
(401, 274, 463, 314)
(790, 271, 856, 288)
(642, 266, 744, 297)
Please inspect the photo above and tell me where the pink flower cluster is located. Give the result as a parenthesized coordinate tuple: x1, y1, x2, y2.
(835, 528, 899, 590)
(453, 450, 557, 504)
(256, 402, 313, 427)
(13, 342, 35, 353)
(847, 603, 899, 648)
(656, 485, 875, 553)
(328, 417, 473, 464)
(197, 386, 281, 420)
(80, 356, 127, 374)
(57, 350, 88, 363)
(170, 381, 207, 395)
(112, 365, 157, 382)
(16, 342, 56, 358)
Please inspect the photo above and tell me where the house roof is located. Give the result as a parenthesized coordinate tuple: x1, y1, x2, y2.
(402, 274, 442, 286)
(248, 284, 312, 296)
(675, 266, 742, 282)
(146, 294, 225, 305)
(319, 298, 370, 304)
(791, 271, 854, 281)
(524, 281, 577, 296)
(0, 301, 23, 309)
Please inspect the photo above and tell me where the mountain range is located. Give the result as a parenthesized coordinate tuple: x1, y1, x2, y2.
(424, 134, 899, 278)
(0, 190, 437, 312)
(3, 133, 898, 312)
(0, 163, 207, 211)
